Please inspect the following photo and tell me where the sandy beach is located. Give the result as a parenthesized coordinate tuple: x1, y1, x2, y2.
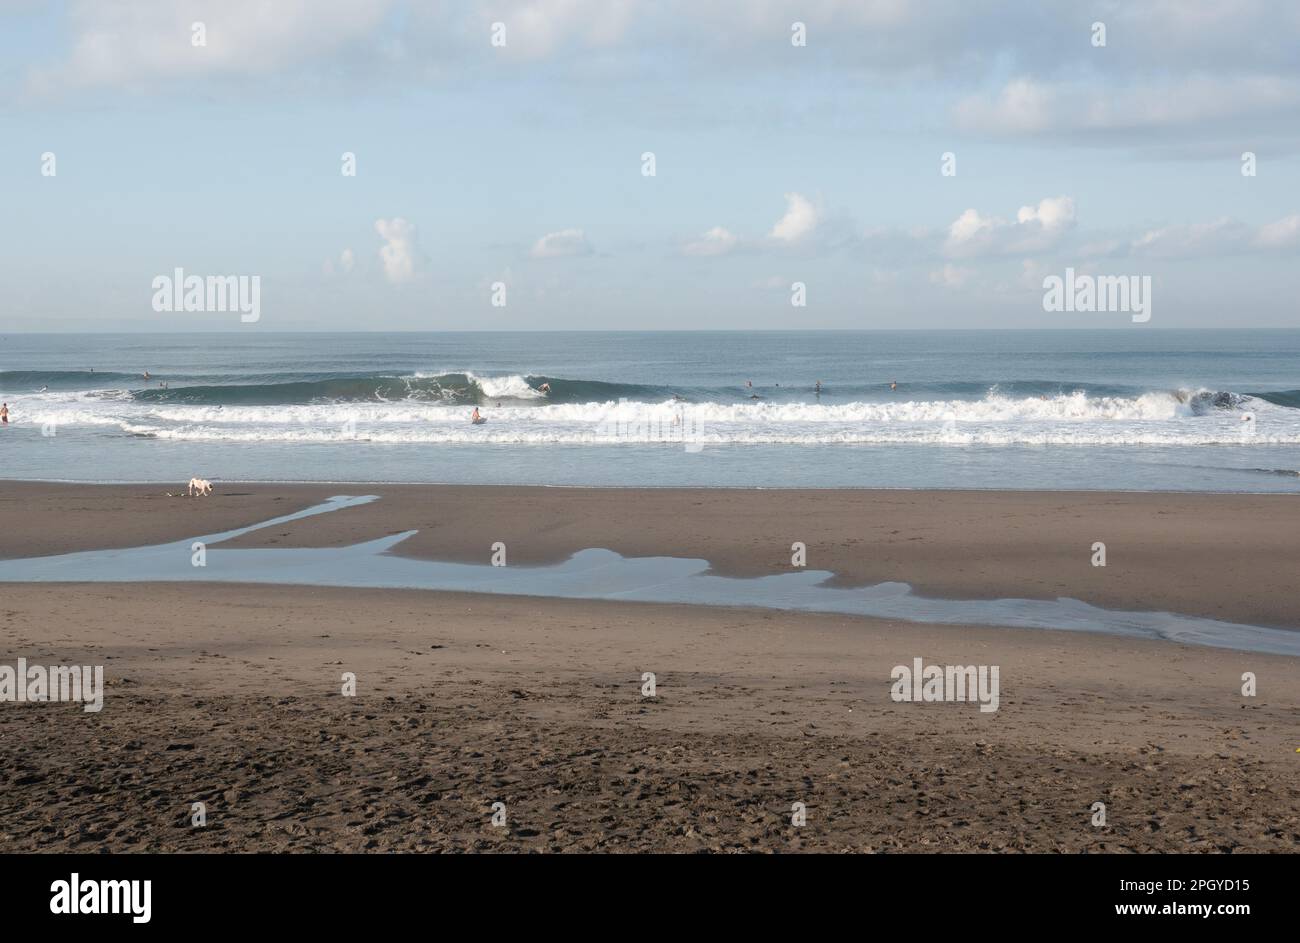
(4, 481, 1300, 625)
(1, 481, 1297, 852)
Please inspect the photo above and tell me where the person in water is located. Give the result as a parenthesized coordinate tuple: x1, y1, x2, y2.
(890, 380, 897, 392)
(143, 371, 150, 380)
(538, 382, 551, 394)
(471, 407, 482, 422)
(0, 402, 8, 424)
(815, 380, 822, 394)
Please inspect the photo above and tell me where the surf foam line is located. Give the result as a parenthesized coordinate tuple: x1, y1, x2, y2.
(16, 386, 1299, 446)
(0, 495, 1296, 657)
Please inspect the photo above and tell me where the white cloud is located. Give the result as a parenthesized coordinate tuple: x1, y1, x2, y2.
(768, 193, 818, 243)
(1017, 196, 1074, 230)
(28, 0, 394, 94)
(1046, 212, 1300, 260)
(1132, 218, 1245, 258)
(1254, 214, 1300, 249)
(25, 2, 1300, 141)
(944, 196, 1074, 257)
(929, 264, 973, 289)
(953, 78, 1053, 134)
(684, 226, 738, 257)
(1078, 238, 1129, 259)
(374, 217, 418, 282)
(477, 0, 639, 60)
(947, 209, 997, 246)
(954, 76, 1300, 139)
(1017, 259, 1049, 290)
(1126, 214, 1299, 257)
(530, 228, 592, 259)
(324, 247, 356, 277)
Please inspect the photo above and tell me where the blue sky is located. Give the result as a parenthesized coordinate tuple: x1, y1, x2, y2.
(2, 0, 1298, 330)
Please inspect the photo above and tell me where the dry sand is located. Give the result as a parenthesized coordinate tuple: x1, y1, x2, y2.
(0, 482, 1297, 852)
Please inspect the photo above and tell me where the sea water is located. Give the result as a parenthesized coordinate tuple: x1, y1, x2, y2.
(2, 330, 1299, 491)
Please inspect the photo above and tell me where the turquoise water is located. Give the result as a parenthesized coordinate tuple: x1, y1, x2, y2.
(3, 330, 1300, 490)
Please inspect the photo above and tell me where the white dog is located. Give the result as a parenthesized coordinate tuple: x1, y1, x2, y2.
(188, 478, 213, 497)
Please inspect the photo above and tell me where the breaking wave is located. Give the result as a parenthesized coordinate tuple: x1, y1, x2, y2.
(4, 368, 1298, 447)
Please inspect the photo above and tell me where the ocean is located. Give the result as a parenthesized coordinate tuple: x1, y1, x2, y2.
(3, 330, 1300, 491)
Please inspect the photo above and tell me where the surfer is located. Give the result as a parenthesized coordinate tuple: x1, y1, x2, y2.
(815, 380, 822, 394)
(538, 382, 551, 394)
(471, 407, 484, 424)
(143, 370, 150, 381)
(890, 380, 897, 392)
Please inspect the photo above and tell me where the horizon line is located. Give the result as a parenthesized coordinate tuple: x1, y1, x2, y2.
(6, 327, 1300, 336)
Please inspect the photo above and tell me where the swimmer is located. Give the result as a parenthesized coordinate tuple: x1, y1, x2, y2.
(0, 402, 7, 424)
(890, 380, 897, 392)
(143, 370, 150, 380)
(814, 380, 822, 394)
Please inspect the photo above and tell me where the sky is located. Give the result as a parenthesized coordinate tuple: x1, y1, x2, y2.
(1, 0, 1299, 331)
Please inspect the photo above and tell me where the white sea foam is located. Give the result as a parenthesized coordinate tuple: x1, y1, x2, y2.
(409, 371, 545, 400)
(12, 387, 1299, 446)
(466, 372, 546, 400)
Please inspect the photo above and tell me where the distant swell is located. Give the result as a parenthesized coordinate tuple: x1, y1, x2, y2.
(134, 375, 472, 405)
(125, 373, 654, 406)
(1253, 389, 1300, 409)
(0, 370, 138, 389)
(6, 368, 1299, 415)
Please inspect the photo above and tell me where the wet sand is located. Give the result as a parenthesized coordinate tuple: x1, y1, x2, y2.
(0, 482, 1297, 852)
(3, 481, 1299, 627)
